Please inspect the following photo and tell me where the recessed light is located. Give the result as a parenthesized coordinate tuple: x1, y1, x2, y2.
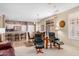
(55, 9, 59, 12)
(53, 5, 56, 8)
(48, 3, 52, 5)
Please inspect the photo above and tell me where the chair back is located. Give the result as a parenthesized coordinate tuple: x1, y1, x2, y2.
(28, 32, 34, 39)
(28, 32, 30, 39)
(49, 32, 55, 42)
(35, 33, 43, 43)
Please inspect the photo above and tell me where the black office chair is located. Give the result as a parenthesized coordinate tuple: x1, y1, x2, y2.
(20, 33, 26, 40)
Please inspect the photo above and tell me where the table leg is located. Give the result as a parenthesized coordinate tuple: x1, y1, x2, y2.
(45, 37, 49, 49)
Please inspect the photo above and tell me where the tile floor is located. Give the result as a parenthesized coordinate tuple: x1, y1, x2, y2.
(14, 44, 79, 56)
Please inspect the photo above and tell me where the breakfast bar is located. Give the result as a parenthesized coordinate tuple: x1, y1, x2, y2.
(5, 31, 27, 41)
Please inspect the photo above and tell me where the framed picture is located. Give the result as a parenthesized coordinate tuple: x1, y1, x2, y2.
(59, 20, 65, 28)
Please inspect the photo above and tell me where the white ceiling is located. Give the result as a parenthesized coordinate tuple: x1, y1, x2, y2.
(0, 3, 79, 22)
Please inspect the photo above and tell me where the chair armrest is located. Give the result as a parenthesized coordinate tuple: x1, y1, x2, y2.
(55, 40, 64, 45)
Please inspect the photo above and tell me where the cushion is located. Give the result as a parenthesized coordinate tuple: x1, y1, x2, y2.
(0, 42, 12, 50)
(0, 42, 15, 56)
(0, 48, 15, 56)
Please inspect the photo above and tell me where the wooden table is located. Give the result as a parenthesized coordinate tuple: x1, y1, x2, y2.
(44, 36, 49, 49)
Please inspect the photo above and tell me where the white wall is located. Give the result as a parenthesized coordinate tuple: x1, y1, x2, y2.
(39, 6, 79, 48)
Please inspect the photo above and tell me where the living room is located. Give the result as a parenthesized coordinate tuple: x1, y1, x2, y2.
(0, 3, 79, 56)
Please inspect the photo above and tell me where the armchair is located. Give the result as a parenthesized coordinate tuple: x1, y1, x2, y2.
(34, 33, 44, 53)
(34, 33, 44, 49)
(49, 32, 64, 49)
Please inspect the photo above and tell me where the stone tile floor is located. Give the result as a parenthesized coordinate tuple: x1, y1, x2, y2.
(14, 45, 79, 56)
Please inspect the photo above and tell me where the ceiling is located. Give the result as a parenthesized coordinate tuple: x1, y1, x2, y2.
(0, 3, 79, 22)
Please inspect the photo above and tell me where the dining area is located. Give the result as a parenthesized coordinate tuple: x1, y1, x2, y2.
(4, 20, 34, 42)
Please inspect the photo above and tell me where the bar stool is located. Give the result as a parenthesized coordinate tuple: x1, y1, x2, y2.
(20, 33, 26, 40)
(14, 34, 19, 41)
(5, 34, 13, 41)
(28, 32, 34, 42)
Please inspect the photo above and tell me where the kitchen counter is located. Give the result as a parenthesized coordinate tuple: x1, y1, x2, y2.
(5, 31, 27, 41)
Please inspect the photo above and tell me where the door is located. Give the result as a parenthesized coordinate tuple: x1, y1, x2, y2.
(46, 24, 50, 36)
